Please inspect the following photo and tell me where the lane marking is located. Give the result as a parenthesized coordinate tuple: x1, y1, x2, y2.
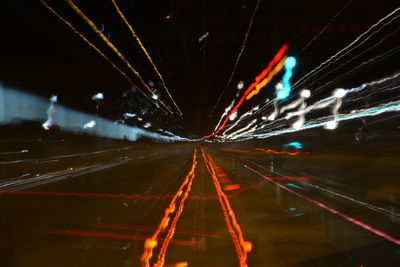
(201, 147, 251, 267)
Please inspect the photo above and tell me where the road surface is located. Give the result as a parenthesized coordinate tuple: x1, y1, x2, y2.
(1, 139, 399, 266)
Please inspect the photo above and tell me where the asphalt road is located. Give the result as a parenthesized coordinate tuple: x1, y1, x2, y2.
(1, 139, 399, 267)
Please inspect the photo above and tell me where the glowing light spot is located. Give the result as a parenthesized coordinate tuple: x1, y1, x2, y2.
(325, 120, 337, 130)
(229, 111, 238, 121)
(292, 120, 303, 129)
(92, 92, 104, 101)
(237, 81, 244, 90)
(300, 89, 311, 98)
(83, 120, 96, 129)
(277, 56, 297, 100)
(283, 142, 303, 149)
(334, 88, 347, 98)
(123, 113, 136, 118)
(146, 238, 157, 248)
(244, 241, 252, 252)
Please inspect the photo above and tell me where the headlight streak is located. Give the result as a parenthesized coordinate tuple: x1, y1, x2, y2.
(205, 43, 288, 138)
(291, 7, 400, 91)
(246, 100, 400, 140)
(245, 165, 400, 246)
(65, 0, 173, 114)
(38, 0, 163, 111)
(110, 0, 183, 116)
(215, 72, 400, 142)
(306, 26, 400, 93)
(224, 119, 257, 139)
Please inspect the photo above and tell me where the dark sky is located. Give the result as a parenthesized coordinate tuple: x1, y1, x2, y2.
(1, 0, 400, 136)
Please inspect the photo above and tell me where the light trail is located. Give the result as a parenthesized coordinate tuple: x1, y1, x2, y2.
(254, 148, 304, 156)
(218, 72, 400, 141)
(205, 43, 288, 138)
(292, 7, 400, 91)
(91, 222, 221, 238)
(209, 0, 261, 116)
(47, 229, 199, 246)
(277, 57, 296, 100)
(110, 0, 183, 116)
(38, 0, 159, 109)
(299, 0, 354, 54)
(201, 148, 251, 267)
(245, 165, 400, 246)
(153, 162, 196, 267)
(245, 55, 287, 100)
(141, 150, 197, 267)
(42, 95, 57, 130)
(65, 0, 173, 114)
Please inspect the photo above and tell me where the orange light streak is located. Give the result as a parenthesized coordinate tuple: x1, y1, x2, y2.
(205, 43, 288, 137)
(154, 162, 196, 267)
(254, 148, 303, 156)
(246, 56, 287, 100)
(201, 147, 251, 267)
(66, 0, 172, 114)
(141, 150, 197, 267)
(224, 184, 241, 191)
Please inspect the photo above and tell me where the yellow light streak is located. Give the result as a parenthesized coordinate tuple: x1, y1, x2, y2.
(111, 0, 183, 116)
(39, 0, 162, 111)
(246, 56, 287, 100)
(66, 0, 173, 114)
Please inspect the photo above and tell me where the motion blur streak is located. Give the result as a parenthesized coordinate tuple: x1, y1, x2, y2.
(245, 165, 400, 246)
(65, 0, 173, 114)
(246, 55, 287, 100)
(0, 191, 174, 200)
(209, 0, 261, 116)
(154, 157, 197, 267)
(47, 230, 199, 246)
(0, 85, 188, 142)
(90, 222, 221, 238)
(201, 148, 251, 267)
(254, 148, 304, 156)
(205, 43, 288, 137)
(110, 0, 183, 116)
(38, 0, 156, 107)
(277, 56, 297, 100)
(292, 7, 400, 90)
(141, 150, 197, 267)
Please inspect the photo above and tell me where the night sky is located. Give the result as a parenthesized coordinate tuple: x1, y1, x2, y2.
(1, 0, 400, 136)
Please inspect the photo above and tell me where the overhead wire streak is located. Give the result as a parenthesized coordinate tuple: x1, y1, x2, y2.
(208, 0, 262, 117)
(39, 0, 158, 108)
(110, 0, 183, 116)
(66, 0, 173, 114)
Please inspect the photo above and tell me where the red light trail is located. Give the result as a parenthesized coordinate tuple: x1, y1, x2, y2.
(205, 43, 288, 138)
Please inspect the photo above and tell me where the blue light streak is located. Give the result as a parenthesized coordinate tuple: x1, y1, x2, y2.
(277, 56, 296, 100)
